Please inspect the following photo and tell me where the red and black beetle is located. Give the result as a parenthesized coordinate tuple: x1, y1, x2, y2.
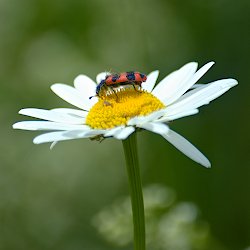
(95, 71, 147, 97)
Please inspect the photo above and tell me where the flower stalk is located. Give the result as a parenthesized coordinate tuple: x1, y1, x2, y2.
(122, 132, 145, 250)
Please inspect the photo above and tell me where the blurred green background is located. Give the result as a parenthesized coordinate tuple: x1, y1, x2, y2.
(1, 0, 249, 249)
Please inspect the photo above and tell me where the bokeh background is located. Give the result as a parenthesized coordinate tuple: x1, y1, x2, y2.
(1, 0, 249, 249)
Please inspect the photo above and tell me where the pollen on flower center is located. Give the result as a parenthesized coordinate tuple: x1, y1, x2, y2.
(86, 88, 165, 129)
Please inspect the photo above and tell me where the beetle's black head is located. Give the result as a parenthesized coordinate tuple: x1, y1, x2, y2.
(96, 79, 105, 95)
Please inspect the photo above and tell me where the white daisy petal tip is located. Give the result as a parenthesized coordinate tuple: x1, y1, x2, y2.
(142, 70, 160, 92)
(73, 74, 96, 90)
(200, 61, 215, 71)
(114, 126, 135, 140)
(18, 108, 30, 115)
(152, 61, 201, 104)
(16, 108, 86, 124)
(152, 69, 159, 74)
(50, 82, 96, 110)
(50, 83, 63, 92)
(12, 122, 20, 129)
(208, 61, 215, 66)
(147, 70, 159, 80)
(50, 141, 58, 150)
(73, 75, 86, 87)
(13, 121, 34, 130)
(184, 61, 199, 69)
(73, 74, 89, 84)
(203, 160, 211, 168)
(226, 78, 238, 87)
(96, 72, 108, 84)
(162, 129, 212, 168)
(33, 136, 41, 144)
(50, 83, 70, 98)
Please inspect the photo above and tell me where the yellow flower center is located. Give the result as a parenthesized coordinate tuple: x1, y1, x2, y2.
(86, 88, 165, 129)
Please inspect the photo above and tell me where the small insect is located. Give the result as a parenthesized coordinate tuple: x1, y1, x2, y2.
(90, 71, 147, 99)
(103, 100, 113, 107)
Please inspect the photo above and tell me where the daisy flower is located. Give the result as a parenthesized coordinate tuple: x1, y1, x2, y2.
(13, 61, 237, 168)
(13, 61, 238, 250)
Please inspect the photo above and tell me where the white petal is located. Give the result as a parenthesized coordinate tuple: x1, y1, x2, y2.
(104, 126, 125, 137)
(191, 84, 205, 89)
(113, 126, 135, 140)
(51, 108, 88, 118)
(18, 108, 85, 124)
(152, 62, 198, 102)
(165, 78, 238, 116)
(13, 121, 89, 131)
(96, 72, 107, 83)
(73, 75, 98, 107)
(33, 131, 84, 144)
(162, 62, 215, 105)
(74, 74, 96, 89)
(162, 129, 211, 168)
(157, 109, 199, 122)
(33, 128, 104, 144)
(141, 70, 159, 92)
(82, 128, 106, 137)
(33, 131, 80, 144)
(51, 83, 96, 111)
(50, 141, 58, 149)
(138, 122, 169, 135)
(127, 109, 167, 126)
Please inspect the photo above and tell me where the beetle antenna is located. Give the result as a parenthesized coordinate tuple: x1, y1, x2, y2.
(89, 95, 97, 100)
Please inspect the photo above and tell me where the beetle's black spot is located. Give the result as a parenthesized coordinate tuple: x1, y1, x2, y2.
(140, 73, 145, 79)
(112, 74, 119, 82)
(126, 72, 135, 81)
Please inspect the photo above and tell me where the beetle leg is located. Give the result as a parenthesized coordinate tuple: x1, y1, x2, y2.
(129, 81, 142, 92)
(110, 86, 119, 101)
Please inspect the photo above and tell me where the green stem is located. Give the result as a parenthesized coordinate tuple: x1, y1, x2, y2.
(122, 132, 145, 250)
